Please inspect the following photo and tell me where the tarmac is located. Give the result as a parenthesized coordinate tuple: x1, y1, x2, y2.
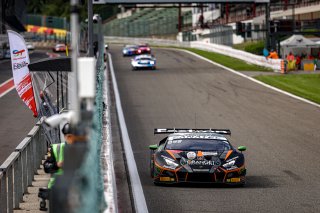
(8, 43, 319, 213)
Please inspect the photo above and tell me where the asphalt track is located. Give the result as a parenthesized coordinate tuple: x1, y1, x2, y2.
(109, 45, 320, 213)
(0, 51, 48, 164)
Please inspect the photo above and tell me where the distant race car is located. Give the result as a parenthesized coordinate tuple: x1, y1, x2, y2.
(26, 42, 35, 51)
(136, 44, 151, 55)
(149, 128, 247, 185)
(122, 45, 138, 56)
(53, 44, 67, 52)
(131, 54, 156, 70)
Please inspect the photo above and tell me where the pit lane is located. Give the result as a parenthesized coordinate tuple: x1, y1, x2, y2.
(109, 45, 320, 213)
(0, 50, 53, 164)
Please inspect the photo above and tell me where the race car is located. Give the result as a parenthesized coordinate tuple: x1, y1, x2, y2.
(53, 43, 67, 52)
(149, 128, 246, 185)
(131, 54, 156, 70)
(136, 44, 151, 55)
(122, 45, 138, 56)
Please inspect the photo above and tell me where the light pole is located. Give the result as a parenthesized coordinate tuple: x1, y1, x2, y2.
(88, 0, 94, 56)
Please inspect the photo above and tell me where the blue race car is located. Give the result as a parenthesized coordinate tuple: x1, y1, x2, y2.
(122, 44, 138, 56)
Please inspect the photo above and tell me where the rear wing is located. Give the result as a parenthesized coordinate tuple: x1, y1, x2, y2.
(154, 128, 231, 136)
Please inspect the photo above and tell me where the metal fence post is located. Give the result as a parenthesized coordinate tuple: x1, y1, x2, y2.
(7, 166, 13, 213)
(27, 138, 33, 186)
(21, 148, 27, 192)
(14, 154, 23, 208)
(28, 126, 39, 175)
(0, 171, 7, 213)
(0, 152, 20, 213)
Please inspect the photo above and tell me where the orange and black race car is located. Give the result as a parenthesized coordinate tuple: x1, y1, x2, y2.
(149, 128, 247, 186)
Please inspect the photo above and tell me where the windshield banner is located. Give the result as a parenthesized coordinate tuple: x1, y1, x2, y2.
(7, 30, 38, 117)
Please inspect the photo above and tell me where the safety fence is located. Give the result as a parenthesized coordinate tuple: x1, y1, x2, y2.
(71, 23, 107, 213)
(0, 122, 46, 213)
(104, 36, 282, 71)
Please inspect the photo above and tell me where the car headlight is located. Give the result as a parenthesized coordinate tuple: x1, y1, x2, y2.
(123, 50, 127, 53)
(150, 61, 155, 65)
(222, 160, 235, 168)
(164, 158, 179, 169)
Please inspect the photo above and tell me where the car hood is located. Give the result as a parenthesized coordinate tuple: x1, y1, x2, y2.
(155, 150, 233, 172)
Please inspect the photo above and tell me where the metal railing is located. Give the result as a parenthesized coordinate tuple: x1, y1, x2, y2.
(0, 122, 47, 213)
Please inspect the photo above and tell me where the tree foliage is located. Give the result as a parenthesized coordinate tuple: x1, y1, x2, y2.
(27, 0, 118, 21)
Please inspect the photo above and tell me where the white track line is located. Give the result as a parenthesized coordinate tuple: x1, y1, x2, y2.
(179, 49, 320, 109)
(103, 61, 118, 213)
(0, 78, 15, 98)
(108, 53, 148, 213)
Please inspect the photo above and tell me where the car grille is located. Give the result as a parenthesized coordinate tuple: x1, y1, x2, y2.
(186, 173, 213, 182)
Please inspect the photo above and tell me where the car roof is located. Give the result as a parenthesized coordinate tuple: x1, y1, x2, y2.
(167, 132, 228, 141)
(134, 54, 154, 59)
(125, 45, 137, 48)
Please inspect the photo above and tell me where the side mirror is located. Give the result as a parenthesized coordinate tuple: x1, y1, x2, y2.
(238, 146, 247, 152)
(149, 144, 158, 150)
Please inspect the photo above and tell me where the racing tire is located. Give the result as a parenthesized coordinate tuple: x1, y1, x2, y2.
(132, 67, 137, 71)
(150, 163, 154, 178)
(150, 153, 154, 178)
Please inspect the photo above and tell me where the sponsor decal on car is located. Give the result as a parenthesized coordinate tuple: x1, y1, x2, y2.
(187, 160, 215, 166)
(160, 177, 175, 182)
(193, 169, 210, 172)
(226, 178, 241, 183)
(187, 152, 196, 160)
(203, 152, 218, 156)
(173, 135, 227, 141)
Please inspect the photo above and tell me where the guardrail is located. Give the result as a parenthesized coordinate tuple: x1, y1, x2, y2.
(104, 36, 282, 71)
(0, 122, 46, 213)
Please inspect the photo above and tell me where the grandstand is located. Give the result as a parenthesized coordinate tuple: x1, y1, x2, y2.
(104, 8, 192, 38)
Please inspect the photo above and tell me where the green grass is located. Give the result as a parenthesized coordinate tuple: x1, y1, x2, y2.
(182, 47, 272, 72)
(233, 40, 265, 56)
(254, 74, 320, 104)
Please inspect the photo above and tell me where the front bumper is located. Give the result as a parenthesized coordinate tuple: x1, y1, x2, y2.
(153, 165, 246, 185)
(132, 62, 156, 69)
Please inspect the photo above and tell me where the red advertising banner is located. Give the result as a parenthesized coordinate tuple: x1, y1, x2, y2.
(7, 30, 38, 117)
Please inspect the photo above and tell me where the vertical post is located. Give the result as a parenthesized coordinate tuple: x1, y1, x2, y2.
(226, 3, 229, 24)
(292, 4, 295, 33)
(1, 0, 5, 34)
(70, 0, 80, 124)
(265, 3, 270, 49)
(88, 0, 94, 56)
(178, 4, 181, 32)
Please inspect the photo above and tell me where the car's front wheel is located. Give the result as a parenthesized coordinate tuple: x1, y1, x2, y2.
(150, 154, 154, 178)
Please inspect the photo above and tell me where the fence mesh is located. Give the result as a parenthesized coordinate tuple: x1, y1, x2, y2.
(104, 8, 180, 37)
(74, 35, 106, 212)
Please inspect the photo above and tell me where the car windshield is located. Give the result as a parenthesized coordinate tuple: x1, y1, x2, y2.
(125, 45, 136, 48)
(165, 139, 231, 151)
(139, 57, 151, 60)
